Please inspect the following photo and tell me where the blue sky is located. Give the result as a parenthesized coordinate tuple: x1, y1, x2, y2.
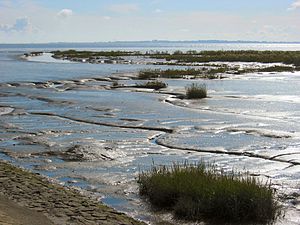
(0, 0, 299, 43)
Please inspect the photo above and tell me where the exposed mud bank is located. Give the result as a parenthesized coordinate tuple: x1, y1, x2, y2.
(0, 160, 145, 225)
(32, 144, 116, 162)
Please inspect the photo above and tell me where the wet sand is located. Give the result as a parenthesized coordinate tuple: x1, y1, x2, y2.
(0, 160, 145, 225)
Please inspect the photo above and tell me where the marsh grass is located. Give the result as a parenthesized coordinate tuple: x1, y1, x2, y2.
(186, 83, 207, 99)
(258, 65, 295, 72)
(136, 80, 167, 90)
(138, 69, 161, 79)
(138, 162, 281, 224)
(150, 50, 300, 66)
(138, 69, 221, 80)
(51, 50, 138, 58)
(52, 50, 300, 67)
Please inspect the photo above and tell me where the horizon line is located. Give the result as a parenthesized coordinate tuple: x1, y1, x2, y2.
(1, 40, 300, 45)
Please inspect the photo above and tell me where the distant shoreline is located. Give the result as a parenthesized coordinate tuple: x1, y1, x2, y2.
(1, 40, 300, 46)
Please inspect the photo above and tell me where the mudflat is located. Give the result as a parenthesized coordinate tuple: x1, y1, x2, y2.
(0, 195, 54, 225)
(0, 161, 144, 225)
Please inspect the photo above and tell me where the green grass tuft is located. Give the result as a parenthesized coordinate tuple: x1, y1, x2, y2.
(138, 69, 161, 79)
(186, 83, 207, 99)
(136, 80, 167, 90)
(138, 162, 281, 224)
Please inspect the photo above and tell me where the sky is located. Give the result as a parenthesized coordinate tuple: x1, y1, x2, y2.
(0, 0, 300, 43)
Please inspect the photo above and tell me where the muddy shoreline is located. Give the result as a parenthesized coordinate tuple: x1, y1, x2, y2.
(0, 160, 145, 225)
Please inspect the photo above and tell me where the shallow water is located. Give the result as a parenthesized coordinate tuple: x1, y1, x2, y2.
(1, 44, 300, 224)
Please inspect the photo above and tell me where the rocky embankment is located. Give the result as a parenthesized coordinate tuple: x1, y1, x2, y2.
(0, 161, 145, 225)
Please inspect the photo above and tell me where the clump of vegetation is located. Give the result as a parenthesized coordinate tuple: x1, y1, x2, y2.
(159, 68, 202, 78)
(138, 162, 281, 224)
(186, 83, 207, 99)
(111, 81, 119, 87)
(149, 50, 300, 66)
(136, 80, 167, 90)
(51, 50, 140, 59)
(258, 65, 295, 72)
(51, 49, 300, 67)
(138, 69, 222, 80)
(138, 69, 161, 79)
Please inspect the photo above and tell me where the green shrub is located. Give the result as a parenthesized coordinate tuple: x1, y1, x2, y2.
(186, 83, 207, 99)
(138, 162, 281, 224)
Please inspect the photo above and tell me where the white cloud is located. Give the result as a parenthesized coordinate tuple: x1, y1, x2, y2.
(0, 17, 35, 32)
(58, 9, 73, 18)
(109, 4, 139, 14)
(289, 0, 300, 10)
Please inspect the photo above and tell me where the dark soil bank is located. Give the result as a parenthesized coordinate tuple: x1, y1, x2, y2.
(0, 160, 145, 225)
